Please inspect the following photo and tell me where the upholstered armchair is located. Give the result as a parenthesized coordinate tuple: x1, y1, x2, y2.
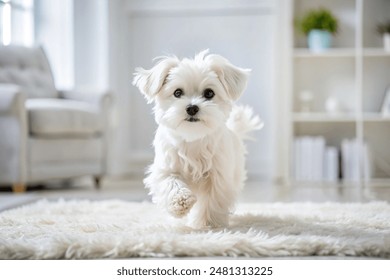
(0, 45, 111, 192)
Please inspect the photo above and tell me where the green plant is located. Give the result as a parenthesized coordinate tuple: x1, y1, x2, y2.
(296, 8, 339, 35)
(377, 21, 390, 34)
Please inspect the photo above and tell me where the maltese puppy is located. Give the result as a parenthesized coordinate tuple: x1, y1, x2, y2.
(133, 50, 262, 228)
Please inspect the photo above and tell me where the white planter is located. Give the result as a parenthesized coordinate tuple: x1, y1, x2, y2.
(384, 33, 390, 52)
(307, 30, 332, 52)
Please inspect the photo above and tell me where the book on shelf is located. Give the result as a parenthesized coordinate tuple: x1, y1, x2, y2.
(324, 146, 338, 182)
(341, 139, 372, 182)
(293, 136, 328, 182)
(293, 137, 372, 183)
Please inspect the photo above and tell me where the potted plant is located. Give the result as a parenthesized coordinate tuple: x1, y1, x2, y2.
(377, 21, 390, 52)
(296, 8, 339, 52)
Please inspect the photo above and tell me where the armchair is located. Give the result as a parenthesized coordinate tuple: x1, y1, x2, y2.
(0, 45, 111, 192)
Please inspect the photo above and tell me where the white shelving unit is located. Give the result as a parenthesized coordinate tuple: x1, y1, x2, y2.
(285, 0, 390, 187)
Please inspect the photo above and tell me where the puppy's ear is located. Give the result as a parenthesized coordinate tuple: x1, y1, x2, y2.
(206, 54, 250, 101)
(133, 56, 179, 103)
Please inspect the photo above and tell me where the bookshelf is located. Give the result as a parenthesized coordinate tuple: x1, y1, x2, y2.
(285, 0, 390, 188)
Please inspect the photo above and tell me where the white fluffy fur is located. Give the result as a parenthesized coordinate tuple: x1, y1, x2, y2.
(133, 50, 262, 228)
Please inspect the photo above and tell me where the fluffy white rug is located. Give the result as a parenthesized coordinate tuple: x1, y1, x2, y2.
(0, 199, 389, 259)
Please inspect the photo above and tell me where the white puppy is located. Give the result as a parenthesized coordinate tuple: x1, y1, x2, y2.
(133, 50, 262, 228)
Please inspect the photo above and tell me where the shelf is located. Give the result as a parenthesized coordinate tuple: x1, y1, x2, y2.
(294, 48, 356, 58)
(365, 178, 390, 188)
(294, 48, 390, 58)
(363, 113, 390, 122)
(287, 0, 390, 188)
(290, 178, 390, 188)
(292, 113, 356, 123)
(363, 49, 390, 57)
(293, 113, 390, 123)
(289, 179, 362, 188)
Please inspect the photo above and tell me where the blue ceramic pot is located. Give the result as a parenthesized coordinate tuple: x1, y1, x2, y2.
(307, 29, 332, 52)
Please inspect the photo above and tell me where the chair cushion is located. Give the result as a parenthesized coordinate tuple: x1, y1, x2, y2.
(26, 99, 102, 137)
(0, 46, 58, 99)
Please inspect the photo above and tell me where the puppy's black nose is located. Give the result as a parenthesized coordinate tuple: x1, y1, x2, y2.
(186, 105, 199, 116)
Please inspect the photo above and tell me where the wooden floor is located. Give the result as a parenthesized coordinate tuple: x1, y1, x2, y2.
(1, 176, 390, 212)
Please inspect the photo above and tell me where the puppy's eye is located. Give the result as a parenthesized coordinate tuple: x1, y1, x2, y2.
(173, 89, 183, 98)
(203, 89, 215, 100)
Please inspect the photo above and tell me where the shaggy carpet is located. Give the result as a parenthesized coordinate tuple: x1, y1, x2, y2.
(0, 199, 389, 259)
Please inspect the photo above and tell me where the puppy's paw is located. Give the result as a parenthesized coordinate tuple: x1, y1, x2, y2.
(167, 187, 197, 218)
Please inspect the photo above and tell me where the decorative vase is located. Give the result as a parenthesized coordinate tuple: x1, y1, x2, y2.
(384, 33, 390, 52)
(307, 29, 332, 52)
(325, 96, 340, 114)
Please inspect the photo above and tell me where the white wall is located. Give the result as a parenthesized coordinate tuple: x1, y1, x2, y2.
(73, 0, 109, 89)
(106, 0, 136, 176)
(34, 0, 74, 89)
(35, 0, 109, 90)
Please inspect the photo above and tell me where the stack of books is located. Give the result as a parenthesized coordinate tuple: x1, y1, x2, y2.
(293, 137, 372, 182)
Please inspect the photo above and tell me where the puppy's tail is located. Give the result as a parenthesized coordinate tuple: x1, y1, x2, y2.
(226, 105, 263, 140)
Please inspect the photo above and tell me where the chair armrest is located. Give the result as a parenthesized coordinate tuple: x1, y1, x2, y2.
(59, 87, 112, 112)
(0, 84, 26, 114)
(0, 84, 28, 184)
